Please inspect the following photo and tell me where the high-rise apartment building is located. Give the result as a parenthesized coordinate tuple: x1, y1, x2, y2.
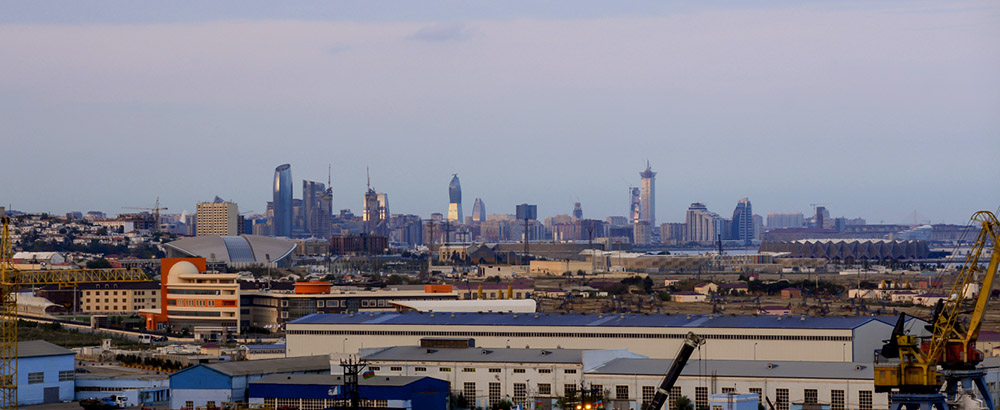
(272, 164, 293, 237)
(766, 213, 805, 229)
(448, 174, 463, 223)
(730, 198, 754, 245)
(639, 163, 656, 228)
(685, 202, 722, 244)
(195, 201, 239, 236)
(471, 198, 486, 223)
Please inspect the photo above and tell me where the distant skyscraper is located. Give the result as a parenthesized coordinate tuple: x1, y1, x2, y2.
(448, 174, 463, 223)
(302, 180, 332, 238)
(573, 202, 583, 219)
(685, 202, 721, 243)
(471, 198, 486, 223)
(767, 213, 805, 229)
(196, 201, 239, 236)
(628, 187, 641, 224)
(272, 164, 293, 237)
(640, 162, 656, 228)
(731, 198, 753, 245)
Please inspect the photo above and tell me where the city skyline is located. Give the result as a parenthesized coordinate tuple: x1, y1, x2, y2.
(0, 2, 997, 224)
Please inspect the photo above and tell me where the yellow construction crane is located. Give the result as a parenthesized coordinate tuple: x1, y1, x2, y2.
(1, 216, 151, 410)
(122, 197, 168, 232)
(874, 210, 1000, 410)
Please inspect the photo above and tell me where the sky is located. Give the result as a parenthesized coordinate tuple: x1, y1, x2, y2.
(1, 1, 998, 225)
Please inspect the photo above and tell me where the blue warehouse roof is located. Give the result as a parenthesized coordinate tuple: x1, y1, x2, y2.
(289, 311, 897, 330)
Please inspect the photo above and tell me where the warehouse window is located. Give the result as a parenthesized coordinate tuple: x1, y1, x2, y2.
(58, 370, 74, 382)
(390, 367, 402, 372)
(489, 368, 502, 373)
(489, 382, 501, 407)
(670, 386, 682, 410)
(513, 368, 526, 374)
(185, 401, 194, 410)
(28, 372, 43, 384)
(439, 367, 451, 372)
(565, 385, 577, 398)
(776, 389, 789, 410)
(514, 383, 527, 407)
(860, 390, 873, 410)
(564, 369, 577, 374)
(722, 387, 736, 394)
(750, 388, 763, 408)
(464, 382, 477, 401)
(414, 367, 427, 372)
(696, 387, 708, 410)
(538, 383, 552, 396)
(538, 368, 552, 374)
(830, 391, 844, 410)
(463, 368, 476, 373)
(805, 389, 818, 404)
(642, 386, 655, 409)
(369, 367, 380, 371)
(616, 385, 629, 400)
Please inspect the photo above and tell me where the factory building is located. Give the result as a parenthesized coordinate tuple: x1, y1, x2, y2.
(360, 340, 970, 410)
(286, 312, 923, 362)
(248, 374, 450, 410)
(168, 355, 330, 409)
(17, 340, 76, 406)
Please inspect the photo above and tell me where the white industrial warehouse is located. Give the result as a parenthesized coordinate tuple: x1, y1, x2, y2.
(286, 312, 925, 361)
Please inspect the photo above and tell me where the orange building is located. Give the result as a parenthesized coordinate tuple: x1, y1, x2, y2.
(141, 258, 240, 332)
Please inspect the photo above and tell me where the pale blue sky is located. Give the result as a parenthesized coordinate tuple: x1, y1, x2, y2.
(1, 1, 998, 224)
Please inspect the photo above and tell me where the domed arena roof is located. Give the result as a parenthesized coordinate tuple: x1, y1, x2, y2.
(163, 235, 297, 266)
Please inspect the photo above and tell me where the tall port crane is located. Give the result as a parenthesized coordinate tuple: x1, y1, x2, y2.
(874, 210, 1000, 410)
(644, 332, 705, 410)
(1, 216, 151, 410)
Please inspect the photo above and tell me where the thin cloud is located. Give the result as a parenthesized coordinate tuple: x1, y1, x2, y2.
(407, 22, 476, 42)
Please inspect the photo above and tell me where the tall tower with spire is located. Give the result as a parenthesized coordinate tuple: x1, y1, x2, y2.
(639, 162, 656, 228)
(448, 174, 463, 223)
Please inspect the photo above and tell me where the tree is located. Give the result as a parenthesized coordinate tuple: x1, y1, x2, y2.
(86, 258, 112, 269)
(491, 399, 514, 410)
(674, 395, 694, 410)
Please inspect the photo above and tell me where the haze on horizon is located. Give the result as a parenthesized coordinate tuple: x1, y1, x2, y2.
(1, 1, 998, 225)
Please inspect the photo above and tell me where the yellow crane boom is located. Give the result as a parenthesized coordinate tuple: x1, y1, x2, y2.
(875, 210, 1000, 394)
(1, 216, 151, 410)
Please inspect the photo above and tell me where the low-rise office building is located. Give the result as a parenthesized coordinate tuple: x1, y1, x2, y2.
(79, 282, 161, 314)
(141, 258, 240, 333)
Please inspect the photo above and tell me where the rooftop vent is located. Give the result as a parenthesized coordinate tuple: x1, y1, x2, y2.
(767, 363, 777, 369)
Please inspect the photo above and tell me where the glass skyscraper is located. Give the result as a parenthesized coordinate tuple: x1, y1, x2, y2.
(273, 164, 293, 237)
(731, 197, 754, 245)
(448, 174, 462, 223)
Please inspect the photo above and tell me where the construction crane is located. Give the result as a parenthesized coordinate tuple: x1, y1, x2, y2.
(1, 216, 151, 410)
(122, 197, 167, 232)
(643, 332, 705, 410)
(874, 210, 1000, 410)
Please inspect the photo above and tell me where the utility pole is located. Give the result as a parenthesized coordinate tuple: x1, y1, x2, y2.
(340, 357, 367, 410)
